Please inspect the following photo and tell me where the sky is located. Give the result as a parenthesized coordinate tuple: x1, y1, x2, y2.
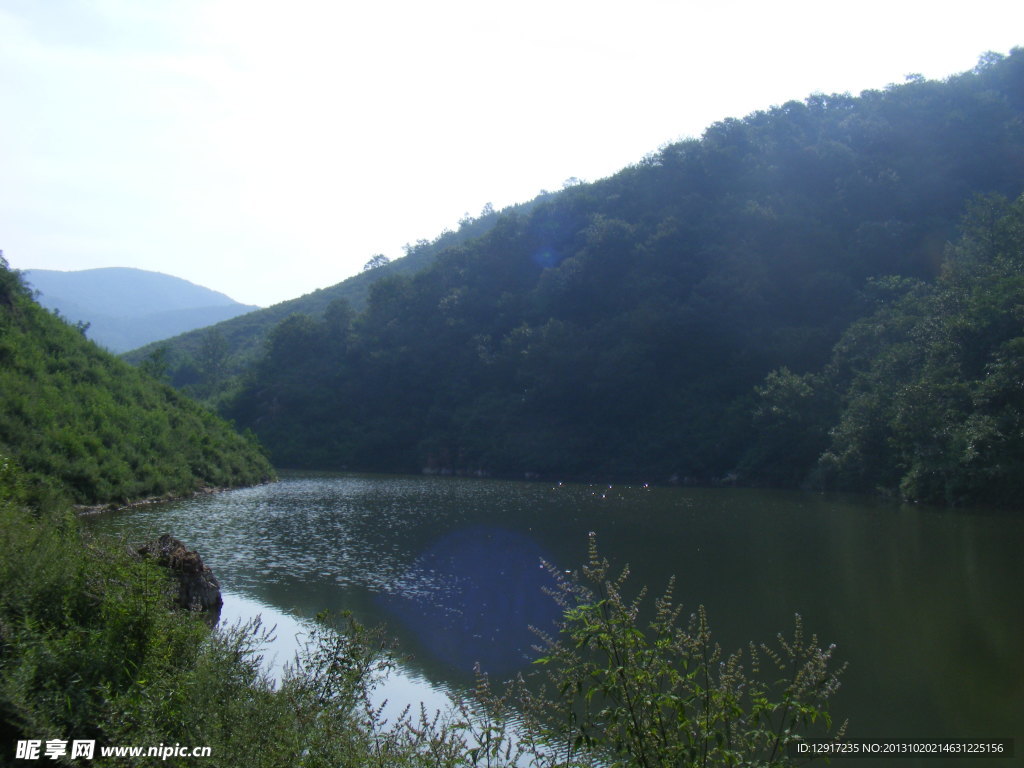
(1, 1, 1022, 308)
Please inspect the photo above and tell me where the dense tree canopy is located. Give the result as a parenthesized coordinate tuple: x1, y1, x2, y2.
(745, 194, 1024, 506)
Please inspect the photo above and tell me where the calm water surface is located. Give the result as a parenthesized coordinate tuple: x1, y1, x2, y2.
(86, 473, 1023, 753)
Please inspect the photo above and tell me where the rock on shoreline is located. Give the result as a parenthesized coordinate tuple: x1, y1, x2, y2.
(137, 533, 223, 613)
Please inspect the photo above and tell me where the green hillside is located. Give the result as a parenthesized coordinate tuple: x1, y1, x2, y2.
(0, 256, 274, 506)
(220, 50, 1024, 508)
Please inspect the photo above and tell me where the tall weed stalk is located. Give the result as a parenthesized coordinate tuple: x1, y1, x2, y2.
(512, 533, 846, 767)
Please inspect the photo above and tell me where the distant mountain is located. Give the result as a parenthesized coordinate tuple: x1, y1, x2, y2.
(22, 267, 259, 352)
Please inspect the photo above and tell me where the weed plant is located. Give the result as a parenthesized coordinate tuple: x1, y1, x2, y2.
(508, 533, 847, 767)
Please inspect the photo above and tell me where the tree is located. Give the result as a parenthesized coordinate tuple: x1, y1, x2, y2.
(140, 345, 171, 382)
(362, 254, 391, 271)
(194, 330, 229, 398)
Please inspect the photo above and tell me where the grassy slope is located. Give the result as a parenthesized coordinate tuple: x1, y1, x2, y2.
(0, 261, 274, 505)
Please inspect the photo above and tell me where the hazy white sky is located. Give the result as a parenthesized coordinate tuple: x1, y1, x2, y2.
(2, 0, 1022, 307)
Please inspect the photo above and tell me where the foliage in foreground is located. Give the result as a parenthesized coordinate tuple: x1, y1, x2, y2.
(0, 463, 844, 766)
(508, 534, 846, 767)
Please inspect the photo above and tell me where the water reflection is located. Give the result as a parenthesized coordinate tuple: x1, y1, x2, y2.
(217, 591, 453, 725)
(217, 591, 308, 681)
(84, 473, 1024, 750)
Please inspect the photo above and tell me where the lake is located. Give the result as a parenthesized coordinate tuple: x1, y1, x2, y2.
(85, 472, 1023, 757)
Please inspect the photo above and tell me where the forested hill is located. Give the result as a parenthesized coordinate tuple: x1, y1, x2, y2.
(0, 257, 274, 506)
(224, 50, 1024, 506)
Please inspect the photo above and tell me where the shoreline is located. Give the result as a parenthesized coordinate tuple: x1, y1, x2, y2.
(74, 479, 276, 516)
